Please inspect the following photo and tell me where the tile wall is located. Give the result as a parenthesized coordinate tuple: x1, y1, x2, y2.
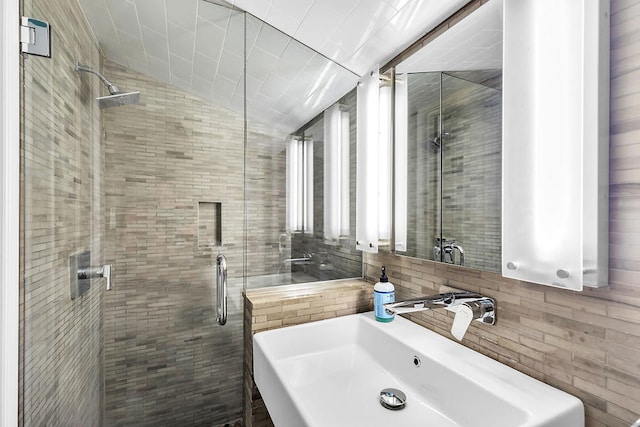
(20, 0, 104, 424)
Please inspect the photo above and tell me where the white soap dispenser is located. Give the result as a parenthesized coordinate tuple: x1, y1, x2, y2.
(374, 266, 395, 322)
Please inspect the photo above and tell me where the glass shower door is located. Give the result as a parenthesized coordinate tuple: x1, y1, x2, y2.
(20, 0, 105, 424)
(20, 1, 247, 426)
(99, 8, 247, 427)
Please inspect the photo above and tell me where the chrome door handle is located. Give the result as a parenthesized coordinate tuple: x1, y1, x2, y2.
(216, 254, 227, 326)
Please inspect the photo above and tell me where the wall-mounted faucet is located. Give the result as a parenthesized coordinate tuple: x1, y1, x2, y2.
(70, 251, 112, 299)
(434, 238, 465, 266)
(77, 264, 112, 290)
(384, 290, 495, 341)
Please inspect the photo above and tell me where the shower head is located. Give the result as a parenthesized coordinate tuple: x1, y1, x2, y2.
(98, 91, 140, 109)
(74, 61, 140, 108)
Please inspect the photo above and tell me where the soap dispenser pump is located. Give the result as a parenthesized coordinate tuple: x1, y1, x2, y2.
(374, 266, 395, 322)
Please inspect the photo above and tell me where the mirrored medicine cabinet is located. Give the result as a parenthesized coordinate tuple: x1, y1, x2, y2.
(391, 0, 503, 273)
(387, 0, 609, 290)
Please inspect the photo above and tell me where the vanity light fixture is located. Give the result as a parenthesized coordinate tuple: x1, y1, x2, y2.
(324, 104, 350, 240)
(356, 66, 393, 253)
(394, 73, 408, 252)
(502, 0, 609, 289)
(286, 137, 313, 234)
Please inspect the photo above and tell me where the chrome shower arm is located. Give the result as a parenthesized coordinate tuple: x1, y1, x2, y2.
(75, 61, 121, 94)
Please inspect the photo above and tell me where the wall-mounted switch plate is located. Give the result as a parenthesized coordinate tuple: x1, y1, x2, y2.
(70, 251, 90, 299)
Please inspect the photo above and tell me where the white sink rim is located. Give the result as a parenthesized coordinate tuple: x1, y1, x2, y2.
(253, 312, 584, 427)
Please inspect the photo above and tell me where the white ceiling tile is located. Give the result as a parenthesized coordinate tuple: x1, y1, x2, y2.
(169, 53, 193, 82)
(166, 0, 197, 31)
(168, 22, 195, 60)
(321, 20, 368, 65)
(171, 75, 193, 92)
(285, 73, 314, 100)
(193, 52, 217, 80)
(249, 93, 276, 114)
(294, 2, 344, 51)
(245, 16, 262, 54)
(212, 75, 237, 100)
(255, 24, 290, 58)
(396, 0, 502, 73)
(301, 54, 332, 79)
(272, 40, 313, 78)
(195, 18, 225, 59)
(141, 25, 169, 62)
(192, 75, 213, 98)
(228, 93, 244, 114)
(375, 8, 421, 44)
(127, 59, 151, 77)
(345, 39, 388, 75)
(106, 0, 141, 37)
(222, 13, 246, 58)
(258, 73, 289, 100)
(134, 0, 167, 35)
(245, 75, 262, 100)
(80, 2, 118, 39)
(147, 56, 171, 81)
(265, 0, 313, 36)
(313, 0, 358, 15)
(384, 0, 413, 11)
(246, 46, 278, 77)
(100, 40, 129, 67)
(198, 1, 233, 29)
(217, 50, 244, 81)
(118, 30, 147, 63)
(232, 0, 272, 22)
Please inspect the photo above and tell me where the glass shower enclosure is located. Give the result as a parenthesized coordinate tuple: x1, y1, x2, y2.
(19, 0, 360, 425)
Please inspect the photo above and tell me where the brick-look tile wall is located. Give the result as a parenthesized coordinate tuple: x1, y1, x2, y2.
(20, 0, 104, 425)
(102, 61, 286, 426)
(364, 3, 640, 426)
(246, 127, 288, 278)
(243, 280, 373, 427)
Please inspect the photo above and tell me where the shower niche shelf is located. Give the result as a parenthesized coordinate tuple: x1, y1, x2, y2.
(198, 201, 222, 248)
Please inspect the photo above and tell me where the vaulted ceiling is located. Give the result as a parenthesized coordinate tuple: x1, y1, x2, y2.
(77, 0, 497, 133)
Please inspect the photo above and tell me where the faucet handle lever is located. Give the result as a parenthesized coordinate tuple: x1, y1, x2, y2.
(451, 304, 474, 340)
(450, 298, 496, 341)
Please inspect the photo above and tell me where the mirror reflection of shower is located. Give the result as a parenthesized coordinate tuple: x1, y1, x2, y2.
(74, 61, 140, 108)
(429, 114, 450, 148)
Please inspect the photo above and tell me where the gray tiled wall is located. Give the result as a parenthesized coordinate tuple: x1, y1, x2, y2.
(102, 61, 286, 426)
(20, 0, 104, 425)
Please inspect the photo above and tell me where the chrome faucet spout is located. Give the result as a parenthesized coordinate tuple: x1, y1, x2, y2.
(451, 244, 465, 266)
(384, 289, 496, 341)
(384, 291, 482, 315)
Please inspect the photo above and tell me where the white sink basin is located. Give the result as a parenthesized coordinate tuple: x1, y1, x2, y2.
(253, 312, 584, 427)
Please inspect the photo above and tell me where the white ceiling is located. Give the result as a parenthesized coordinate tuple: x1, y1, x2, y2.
(77, 0, 493, 133)
(396, 0, 502, 74)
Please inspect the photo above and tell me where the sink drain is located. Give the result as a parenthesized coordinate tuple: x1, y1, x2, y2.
(379, 388, 407, 410)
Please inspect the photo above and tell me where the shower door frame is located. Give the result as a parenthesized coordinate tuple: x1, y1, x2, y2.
(0, 0, 20, 425)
